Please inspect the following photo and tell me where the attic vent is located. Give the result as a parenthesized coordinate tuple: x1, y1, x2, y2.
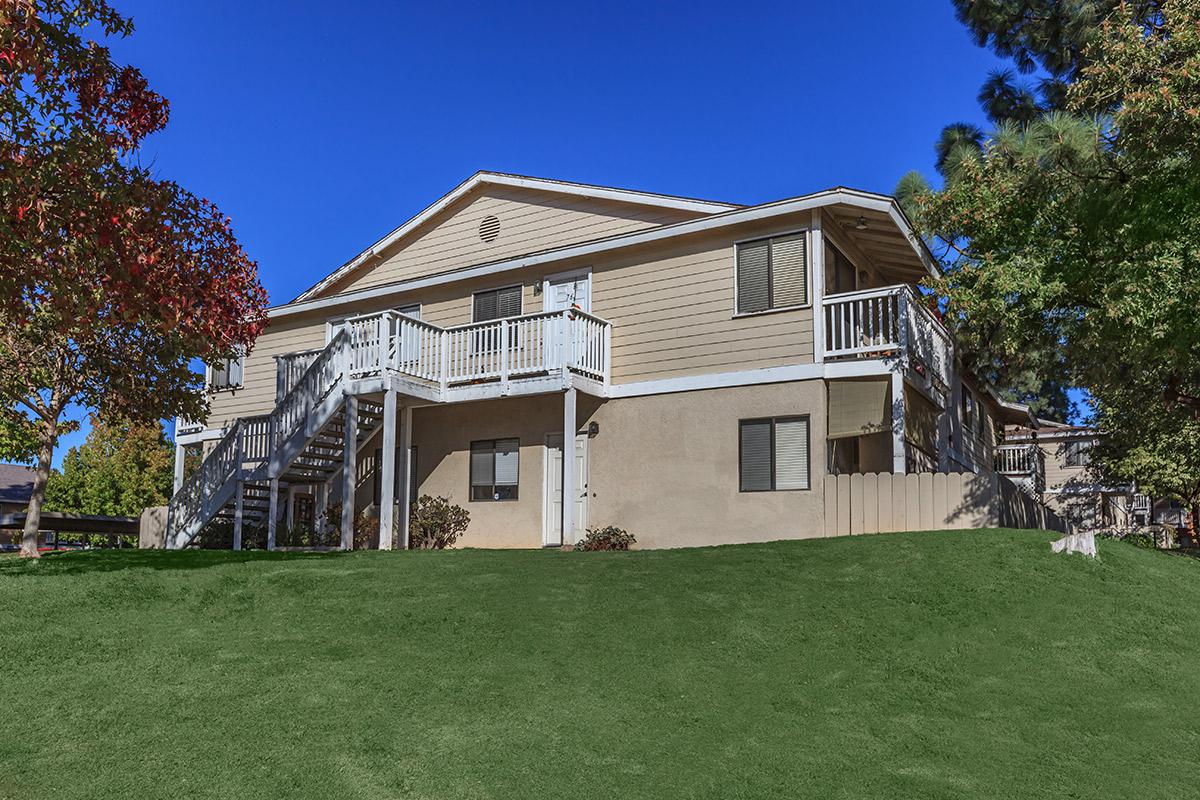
(479, 215, 501, 243)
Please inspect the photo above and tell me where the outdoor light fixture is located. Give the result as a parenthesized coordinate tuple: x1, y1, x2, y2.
(533, 277, 544, 295)
(855, 216, 869, 230)
(587, 421, 600, 437)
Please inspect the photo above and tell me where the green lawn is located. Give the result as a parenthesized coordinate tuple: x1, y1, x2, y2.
(2, 530, 1198, 799)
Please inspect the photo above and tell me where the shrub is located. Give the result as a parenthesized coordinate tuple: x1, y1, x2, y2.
(323, 504, 377, 550)
(574, 525, 636, 551)
(407, 495, 470, 550)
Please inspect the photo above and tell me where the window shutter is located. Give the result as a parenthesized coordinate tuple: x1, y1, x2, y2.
(473, 292, 498, 322)
(470, 441, 494, 486)
(494, 438, 519, 485)
(769, 234, 807, 307)
(497, 286, 522, 318)
(739, 420, 773, 491)
(736, 240, 770, 314)
(774, 418, 810, 490)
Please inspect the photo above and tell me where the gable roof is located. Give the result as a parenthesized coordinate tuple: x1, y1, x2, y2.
(293, 171, 740, 303)
(0, 463, 35, 504)
(273, 184, 936, 320)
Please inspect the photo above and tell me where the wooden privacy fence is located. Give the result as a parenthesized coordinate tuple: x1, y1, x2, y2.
(822, 471, 1071, 537)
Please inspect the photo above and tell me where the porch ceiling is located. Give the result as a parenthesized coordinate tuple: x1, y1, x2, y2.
(828, 203, 929, 281)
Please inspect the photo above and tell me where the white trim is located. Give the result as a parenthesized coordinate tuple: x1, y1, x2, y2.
(270, 188, 931, 321)
(175, 427, 227, 446)
(607, 359, 899, 399)
(810, 211, 826, 363)
(541, 267, 592, 313)
(293, 172, 737, 303)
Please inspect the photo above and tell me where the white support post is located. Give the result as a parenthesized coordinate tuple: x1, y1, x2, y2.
(378, 387, 398, 550)
(233, 479, 244, 551)
(602, 321, 613, 390)
(267, 476, 280, 550)
(340, 394, 359, 551)
(439, 330, 449, 397)
(286, 484, 296, 531)
(173, 443, 186, 493)
(399, 404, 413, 549)
(560, 309, 572, 383)
(499, 320, 510, 394)
(562, 387, 577, 544)
(891, 371, 907, 474)
(378, 313, 387, 372)
(315, 481, 329, 542)
(810, 210, 826, 363)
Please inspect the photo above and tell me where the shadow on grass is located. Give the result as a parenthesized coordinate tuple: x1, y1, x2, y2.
(0, 548, 344, 578)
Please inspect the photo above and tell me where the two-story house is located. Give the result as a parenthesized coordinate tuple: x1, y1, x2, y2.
(169, 172, 1035, 550)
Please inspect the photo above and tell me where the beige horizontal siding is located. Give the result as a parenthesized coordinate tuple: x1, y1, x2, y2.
(202, 212, 820, 430)
(595, 227, 814, 384)
(1041, 440, 1092, 490)
(205, 313, 328, 430)
(327, 185, 700, 295)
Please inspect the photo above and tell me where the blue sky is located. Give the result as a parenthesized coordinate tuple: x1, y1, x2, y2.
(54, 1, 1042, 464)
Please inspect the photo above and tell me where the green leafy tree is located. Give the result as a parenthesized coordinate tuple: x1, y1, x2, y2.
(1, 1, 268, 556)
(904, 2, 1200, 495)
(44, 416, 173, 517)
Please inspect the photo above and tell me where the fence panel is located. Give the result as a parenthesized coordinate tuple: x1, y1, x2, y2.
(822, 471, 1071, 536)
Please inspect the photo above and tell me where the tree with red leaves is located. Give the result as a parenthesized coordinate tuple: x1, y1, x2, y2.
(0, 1, 268, 557)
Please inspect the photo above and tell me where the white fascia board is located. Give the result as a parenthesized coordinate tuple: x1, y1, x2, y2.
(293, 172, 737, 303)
(608, 358, 896, 399)
(273, 189, 915, 321)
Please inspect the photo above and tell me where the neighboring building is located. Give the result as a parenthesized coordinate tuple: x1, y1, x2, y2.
(1002, 422, 1134, 530)
(0, 463, 50, 549)
(170, 171, 1045, 550)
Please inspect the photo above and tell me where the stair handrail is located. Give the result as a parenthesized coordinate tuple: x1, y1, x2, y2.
(268, 327, 349, 454)
(166, 328, 349, 547)
(166, 417, 244, 542)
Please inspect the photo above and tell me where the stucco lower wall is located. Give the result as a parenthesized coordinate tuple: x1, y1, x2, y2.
(586, 381, 828, 548)
(404, 380, 828, 550)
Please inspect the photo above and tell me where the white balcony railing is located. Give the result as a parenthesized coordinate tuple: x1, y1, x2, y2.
(822, 285, 954, 388)
(995, 443, 1039, 475)
(306, 308, 611, 393)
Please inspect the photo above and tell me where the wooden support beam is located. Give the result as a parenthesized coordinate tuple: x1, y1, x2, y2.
(340, 394, 359, 551)
(377, 387, 398, 550)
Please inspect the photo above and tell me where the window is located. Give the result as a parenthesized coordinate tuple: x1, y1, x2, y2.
(472, 285, 522, 322)
(960, 385, 983, 438)
(736, 233, 808, 314)
(208, 352, 243, 391)
(1065, 439, 1093, 467)
(470, 438, 519, 501)
(739, 417, 810, 491)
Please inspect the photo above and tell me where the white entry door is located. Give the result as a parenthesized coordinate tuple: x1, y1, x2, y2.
(544, 432, 589, 546)
(544, 271, 591, 313)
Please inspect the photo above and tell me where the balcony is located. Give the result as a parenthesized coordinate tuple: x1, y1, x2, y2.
(995, 443, 1045, 496)
(279, 308, 612, 404)
(822, 285, 954, 389)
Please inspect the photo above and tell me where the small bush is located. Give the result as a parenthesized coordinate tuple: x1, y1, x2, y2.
(323, 504, 376, 549)
(407, 495, 470, 550)
(574, 525, 636, 551)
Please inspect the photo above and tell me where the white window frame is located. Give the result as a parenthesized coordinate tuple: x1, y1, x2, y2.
(205, 349, 244, 393)
(731, 227, 813, 319)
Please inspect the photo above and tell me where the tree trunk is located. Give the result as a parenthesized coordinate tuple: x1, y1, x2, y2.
(19, 420, 57, 559)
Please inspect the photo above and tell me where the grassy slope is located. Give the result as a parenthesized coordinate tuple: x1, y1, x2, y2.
(1, 530, 1198, 799)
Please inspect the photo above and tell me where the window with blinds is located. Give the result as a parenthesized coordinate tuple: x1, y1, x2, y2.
(208, 351, 244, 391)
(735, 233, 808, 314)
(739, 416, 811, 492)
(470, 438, 519, 501)
(473, 285, 522, 322)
